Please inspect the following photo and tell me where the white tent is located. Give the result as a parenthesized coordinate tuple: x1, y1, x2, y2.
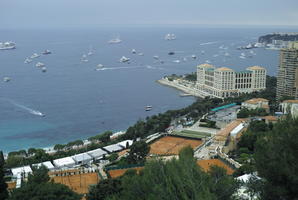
(87, 148, 108, 160)
(72, 153, 92, 165)
(53, 157, 75, 168)
(103, 144, 124, 153)
(32, 161, 55, 170)
(11, 166, 32, 177)
(117, 140, 133, 148)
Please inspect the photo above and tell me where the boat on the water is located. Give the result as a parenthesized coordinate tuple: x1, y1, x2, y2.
(120, 56, 130, 63)
(168, 51, 175, 55)
(36, 62, 45, 68)
(96, 64, 104, 70)
(131, 49, 136, 54)
(153, 55, 159, 60)
(108, 37, 122, 44)
(173, 59, 181, 63)
(24, 58, 33, 64)
(138, 52, 144, 56)
(0, 41, 16, 50)
(31, 53, 40, 59)
(42, 50, 51, 55)
(81, 54, 88, 62)
(164, 33, 176, 40)
(191, 55, 197, 59)
(145, 105, 152, 111)
(87, 46, 94, 56)
(3, 77, 11, 82)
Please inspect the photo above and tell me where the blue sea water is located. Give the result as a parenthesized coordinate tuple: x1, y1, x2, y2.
(0, 26, 295, 152)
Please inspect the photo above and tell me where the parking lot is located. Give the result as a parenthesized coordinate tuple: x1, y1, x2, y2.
(207, 105, 240, 127)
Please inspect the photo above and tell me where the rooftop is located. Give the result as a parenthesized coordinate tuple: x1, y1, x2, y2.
(282, 100, 298, 104)
(216, 67, 233, 71)
(198, 63, 215, 68)
(247, 66, 265, 70)
(244, 98, 269, 104)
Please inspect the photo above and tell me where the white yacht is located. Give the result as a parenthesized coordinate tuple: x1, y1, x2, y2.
(145, 105, 152, 111)
(173, 60, 181, 63)
(153, 55, 159, 60)
(30, 53, 40, 59)
(3, 77, 11, 82)
(24, 58, 33, 64)
(42, 50, 51, 55)
(138, 52, 144, 56)
(0, 41, 16, 50)
(96, 64, 104, 70)
(36, 62, 45, 68)
(164, 33, 176, 40)
(191, 55, 197, 59)
(131, 49, 137, 54)
(87, 46, 94, 56)
(41, 67, 47, 72)
(119, 56, 130, 63)
(108, 37, 122, 44)
(81, 54, 88, 62)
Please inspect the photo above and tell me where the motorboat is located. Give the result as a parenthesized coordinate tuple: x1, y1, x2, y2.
(41, 67, 47, 72)
(201, 50, 205, 55)
(119, 56, 130, 63)
(145, 105, 152, 111)
(87, 46, 94, 56)
(138, 53, 144, 56)
(96, 64, 104, 70)
(24, 58, 33, 64)
(108, 37, 122, 44)
(173, 60, 181, 63)
(191, 55, 197, 59)
(164, 33, 176, 40)
(153, 55, 159, 60)
(3, 77, 11, 82)
(131, 49, 136, 54)
(81, 54, 88, 62)
(168, 51, 175, 55)
(30, 53, 40, 59)
(42, 50, 51, 55)
(0, 41, 16, 50)
(36, 62, 45, 68)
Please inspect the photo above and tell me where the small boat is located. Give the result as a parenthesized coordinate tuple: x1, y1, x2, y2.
(42, 50, 51, 55)
(201, 50, 205, 55)
(87, 46, 94, 56)
(138, 53, 144, 56)
(108, 37, 122, 44)
(224, 52, 230, 57)
(131, 49, 137, 54)
(81, 54, 88, 62)
(191, 55, 197, 59)
(120, 56, 130, 63)
(173, 60, 181, 63)
(36, 62, 45, 68)
(164, 33, 176, 40)
(145, 105, 152, 111)
(96, 64, 104, 70)
(183, 57, 187, 62)
(0, 41, 16, 50)
(168, 51, 175, 55)
(153, 55, 159, 60)
(3, 77, 11, 82)
(41, 67, 47, 72)
(24, 58, 33, 64)
(30, 53, 40, 59)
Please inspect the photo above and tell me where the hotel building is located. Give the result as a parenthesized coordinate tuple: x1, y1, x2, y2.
(196, 64, 266, 98)
(276, 42, 298, 100)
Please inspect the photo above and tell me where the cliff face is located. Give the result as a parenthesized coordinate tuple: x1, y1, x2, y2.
(258, 33, 298, 44)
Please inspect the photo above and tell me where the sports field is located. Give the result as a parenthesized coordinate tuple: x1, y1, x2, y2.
(197, 159, 235, 175)
(52, 172, 100, 194)
(149, 136, 202, 155)
(108, 167, 144, 178)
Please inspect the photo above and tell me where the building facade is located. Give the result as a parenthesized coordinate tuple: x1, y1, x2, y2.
(196, 64, 266, 98)
(277, 42, 298, 100)
(280, 99, 298, 118)
(241, 98, 269, 112)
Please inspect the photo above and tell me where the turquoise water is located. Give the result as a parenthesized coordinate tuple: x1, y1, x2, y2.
(0, 26, 295, 152)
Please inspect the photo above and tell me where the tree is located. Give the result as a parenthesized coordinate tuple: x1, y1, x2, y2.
(254, 117, 298, 200)
(9, 166, 81, 200)
(126, 141, 150, 164)
(0, 160, 8, 200)
(87, 178, 122, 200)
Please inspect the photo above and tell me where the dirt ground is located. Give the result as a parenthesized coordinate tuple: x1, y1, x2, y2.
(149, 136, 202, 155)
(51, 172, 100, 194)
(108, 167, 144, 178)
(197, 159, 235, 175)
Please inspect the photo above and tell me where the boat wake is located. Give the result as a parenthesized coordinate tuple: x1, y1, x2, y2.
(1, 98, 45, 117)
(200, 41, 218, 46)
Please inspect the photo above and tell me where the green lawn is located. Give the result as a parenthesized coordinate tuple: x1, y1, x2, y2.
(172, 130, 211, 139)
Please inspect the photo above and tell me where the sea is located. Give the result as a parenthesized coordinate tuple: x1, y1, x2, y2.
(0, 25, 296, 152)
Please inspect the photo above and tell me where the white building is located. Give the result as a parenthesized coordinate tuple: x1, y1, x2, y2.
(117, 140, 133, 148)
(11, 166, 32, 178)
(32, 161, 55, 170)
(53, 157, 76, 168)
(196, 64, 266, 98)
(103, 144, 124, 153)
(280, 100, 298, 118)
(241, 98, 269, 112)
(87, 148, 108, 160)
(72, 153, 93, 165)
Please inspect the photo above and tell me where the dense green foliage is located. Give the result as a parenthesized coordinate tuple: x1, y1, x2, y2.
(87, 178, 122, 200)
(0, 157, 8, 200)
(9, 166, 81, 200)
(254, 117, 298, 200)
(126, 141, 150, 164)
(103, 147, 238, 200)
(184, 72, 197, 82)
(237, 108, 268, 118)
